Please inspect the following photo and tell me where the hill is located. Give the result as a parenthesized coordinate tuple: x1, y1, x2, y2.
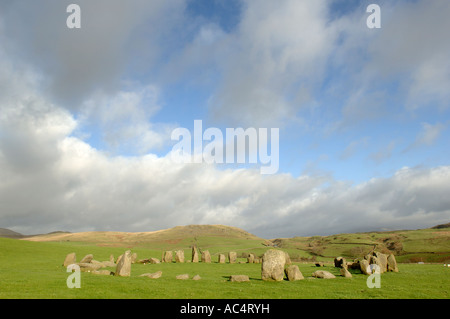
(269, 224, 450, 263)
(19, 223, 450, 263)
(0, 228, 25, 239)
(21, 224, 266, 253)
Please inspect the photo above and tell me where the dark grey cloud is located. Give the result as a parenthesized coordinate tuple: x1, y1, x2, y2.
(0, 0, 185, 109)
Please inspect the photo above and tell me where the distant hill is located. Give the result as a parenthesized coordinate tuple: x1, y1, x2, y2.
(431, 222, 450, 229)
(17, 222, 450, 263)
(22, 224, 264, 247)
(0, 228, 24, 239)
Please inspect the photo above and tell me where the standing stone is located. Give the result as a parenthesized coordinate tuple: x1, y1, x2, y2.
(340, 267, 352, 278)
(218, 254, 226, 263)
(131, 253, 138, 264)
(201, 250, 211, 263)
(109, 254, 115, 263)
(373, 252, 388, 273)
(284, 252, 292, 265)
(162, 251, 173, 263)
(247, 253, 255, 264)
(175, 250, 185, 263)
(387, 254, 399, 272)
(334, 257, 347, 269)
(115, 250, 132, 277)
(261, 249, 286, 281)
(192, 246, 199, 263)
(285, 265, 304, 281)
(80, 254, 93, 264)
(228, 251, 237, 264)
(63, 253, 76, 267)
(116, 254, 123, 264)
(359, 259, 371, 275)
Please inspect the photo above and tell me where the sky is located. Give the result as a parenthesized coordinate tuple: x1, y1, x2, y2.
(0, 0, 449, 238)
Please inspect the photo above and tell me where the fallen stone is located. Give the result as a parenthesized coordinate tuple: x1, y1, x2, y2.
(312, 270, 336, 279)
(192, 274, 201, 281)
(77, 263, 103, 272)
(176, 274, 190, 280)
(230, 275, 250, 282)
(140, 271, 162, 279)
(91, 270, 112, 276)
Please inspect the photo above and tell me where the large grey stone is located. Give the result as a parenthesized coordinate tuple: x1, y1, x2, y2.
(175, 250, 185, 263)
(285, 265, 304, 281)
(115, 250, 132, 277)
(201, 250, 211, 263)
(228, 252, 237, 264)
(261, 249, 286, 281)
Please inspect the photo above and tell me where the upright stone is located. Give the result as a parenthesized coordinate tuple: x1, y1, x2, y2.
(131, 253, 138, 264)
(285, 265, 304, 281)
(201, 250, 211, 263)
(80, 254, 93, 264)
(373, 252, 388, 273)
(340, 267, 352, 278)
(162, 251, 173, 263)
(261, 249, 286, 281)
(359, 259, 371, 275)
(218, 254, 226, 263)
(387, 254, 399, 272)
(63, 253, 76, 267)
(192, 246, 199, 263)
(247, 253, 255, 264)
(228, 251, 237, 264)
(109, 254, 115, 263)
(175, 250, 185, 263)
(115, 250, 132, 277)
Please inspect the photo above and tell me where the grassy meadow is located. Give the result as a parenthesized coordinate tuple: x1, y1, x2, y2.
(0, 233, 449, 299)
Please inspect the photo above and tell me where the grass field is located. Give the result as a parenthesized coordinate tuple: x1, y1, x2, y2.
(1, 236, 449, 299)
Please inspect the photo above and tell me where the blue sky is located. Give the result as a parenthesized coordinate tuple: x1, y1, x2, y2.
(0, 0, 449, 237)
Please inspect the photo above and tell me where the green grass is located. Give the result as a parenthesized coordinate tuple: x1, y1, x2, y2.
(1, 237, 449, 299)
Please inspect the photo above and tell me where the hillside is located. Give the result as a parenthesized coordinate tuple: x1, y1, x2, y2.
(18, 223, 450, 263)
(21, 224, 266, 253)
(270, 225, 450, 263)
(0, 228, 25, 239)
